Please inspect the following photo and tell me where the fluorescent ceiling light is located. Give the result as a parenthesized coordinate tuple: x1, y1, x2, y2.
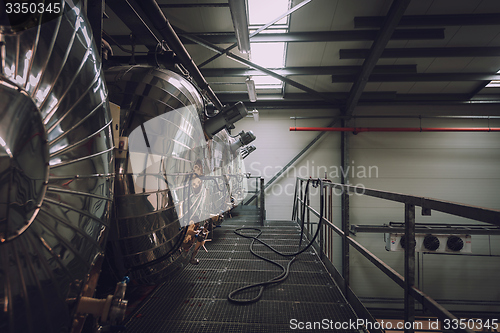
(248, 0, 289, 25)
(252, 109, 259, 121)
(245, 77, 257, 102)
(228, 0, 251, 54)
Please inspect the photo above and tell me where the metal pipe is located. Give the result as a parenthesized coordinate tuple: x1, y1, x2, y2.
(132, 0, 224, 110)
(290, 115, 500, 120)
(290, 127, 500, 132)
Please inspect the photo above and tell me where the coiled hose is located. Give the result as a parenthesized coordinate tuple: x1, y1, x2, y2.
(228, 178, 324, 304)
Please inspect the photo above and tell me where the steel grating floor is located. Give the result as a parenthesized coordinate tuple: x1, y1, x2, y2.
(124, 206, 364, 332)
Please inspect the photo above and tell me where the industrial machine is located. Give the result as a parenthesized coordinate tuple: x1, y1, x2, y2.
(0, 1, 254, 332)
(104, 65, 250, 284)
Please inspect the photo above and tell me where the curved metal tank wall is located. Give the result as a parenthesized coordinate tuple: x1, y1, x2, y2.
(0, 1, 114, 333)
(105, 66, 247, 285)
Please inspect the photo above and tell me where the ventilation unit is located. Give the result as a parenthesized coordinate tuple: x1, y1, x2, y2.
(386, 234, 471, 253)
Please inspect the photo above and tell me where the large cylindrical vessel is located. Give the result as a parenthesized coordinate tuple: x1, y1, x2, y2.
(0, 1, 114, 332)
(105, 65, 247, 284)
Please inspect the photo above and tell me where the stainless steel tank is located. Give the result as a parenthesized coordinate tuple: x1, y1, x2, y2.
(0, 1, 114, 332)
(105, 65, 247, 284)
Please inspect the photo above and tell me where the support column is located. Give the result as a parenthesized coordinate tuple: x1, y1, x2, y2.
(341, 120, 350, 294)
(404, 203, 416, 333)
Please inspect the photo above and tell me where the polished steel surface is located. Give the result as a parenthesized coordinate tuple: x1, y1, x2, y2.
(0, 1, 114, 333)
(105, 66, 247, 284)
(0, 81, 49, 242)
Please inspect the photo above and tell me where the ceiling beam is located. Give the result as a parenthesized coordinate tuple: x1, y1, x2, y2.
(355, 13, 500, 28)
(108, 0, 224, 109)
(332, 73, 500, 82)
(180, 32, 342, 106)
(201, 65, 417, 77)
(343, 0, 412, 117)
(217, 92, 396, 102)
(107, 29, 445, 46)
(196, 0, 312, 68)
(468, 81, 492, 100)
(184, 29, 445, 43)
(214, 93, 500, 109)
(340, 47, 500, 59)
(106, 0, 163, 49)
(159, 3, 229, 8)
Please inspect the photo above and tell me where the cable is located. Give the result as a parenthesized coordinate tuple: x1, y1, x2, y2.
(228, 178, 325, 304)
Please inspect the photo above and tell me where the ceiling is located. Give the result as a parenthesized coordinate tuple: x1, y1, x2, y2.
(100, 0, 500, 113)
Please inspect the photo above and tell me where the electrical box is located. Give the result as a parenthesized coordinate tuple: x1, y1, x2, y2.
(386, 233, 471, 253)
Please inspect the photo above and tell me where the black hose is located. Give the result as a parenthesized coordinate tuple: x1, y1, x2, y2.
(228, 178, 324, 304)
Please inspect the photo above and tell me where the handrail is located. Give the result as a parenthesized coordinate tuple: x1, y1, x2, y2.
(242, 176, 265, 225)
(292, 177, 500, 333)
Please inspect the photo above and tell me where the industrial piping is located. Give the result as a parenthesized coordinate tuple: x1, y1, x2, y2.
(290, 127, 500, 132)
(133, 0, 224, 110)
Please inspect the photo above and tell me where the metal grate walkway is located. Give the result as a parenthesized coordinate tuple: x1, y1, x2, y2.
(124, 206, 364, 332)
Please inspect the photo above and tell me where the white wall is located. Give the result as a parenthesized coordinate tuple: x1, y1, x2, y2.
(233, 104, 500, 314)
(234, 108, 342, 220)
(349, 107, 500, 313)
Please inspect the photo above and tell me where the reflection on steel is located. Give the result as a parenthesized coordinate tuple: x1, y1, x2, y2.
(105, 66, 247, 284)
(0, 1, 114, 333)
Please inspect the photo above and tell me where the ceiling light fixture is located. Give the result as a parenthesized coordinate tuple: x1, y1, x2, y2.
(252, 109, 259, 121)
(228, 0, 251, 54)
(246, 77, 257, 102)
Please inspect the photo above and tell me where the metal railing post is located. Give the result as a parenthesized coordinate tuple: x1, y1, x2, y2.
(255, 177, 259, 208)
(404, 203, 416, 333)
(292, 178, 299, 221)
(306, 182, 311, 236)
(260, 177, 265, 225)
(299, 180, 303, 225)
(319, 184, 325, 259)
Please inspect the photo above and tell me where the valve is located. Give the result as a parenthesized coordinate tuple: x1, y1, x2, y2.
(76, 277, 128, 326)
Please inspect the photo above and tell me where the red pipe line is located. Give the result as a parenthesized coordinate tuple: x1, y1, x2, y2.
(290, 127, 500, 132)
